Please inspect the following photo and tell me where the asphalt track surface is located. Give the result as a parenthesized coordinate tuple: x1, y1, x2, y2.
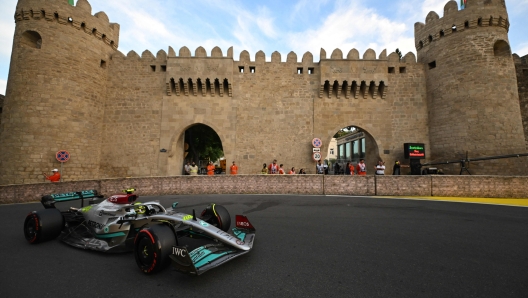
(1, 194, 528, 298)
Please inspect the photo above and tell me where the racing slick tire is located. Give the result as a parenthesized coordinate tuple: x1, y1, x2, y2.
(201, 204, 231, 232)
(23, 208, 64, 244)
(134, 224, 176, 274)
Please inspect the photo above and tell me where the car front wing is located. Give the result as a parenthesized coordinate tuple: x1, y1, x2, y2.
(170, 227, 255, 275)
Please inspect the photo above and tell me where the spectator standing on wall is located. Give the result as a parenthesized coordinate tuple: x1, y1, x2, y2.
(345, 162, 351, 175)
(298, 168, 306, 174)
(289, 167, 296, 174)
(392, 160, 409, 175)
(268, 160, 279, 174)
(230, 161, 238, 175)
(184, 162, 191, 175)
(316, 160, 325, 174)
(349, 162, 355, 175)
(375, 160, 385, 175)
(44, 169, 61, 182)
(356, 159, 367, 175)
(190, 162, 199, 175)
(261, 163, 268, 174)
(279, 164, 285, 174)
(207, 161, 215, 176)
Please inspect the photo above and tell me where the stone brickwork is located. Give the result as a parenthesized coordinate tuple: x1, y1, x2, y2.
(514, 54, 528, 148)
(2, 175, 527, 204)
(0, 0, 118, 184)
(100, 49, 166, 178)
(431, 175, 528, 197)
(415, 0, 528, 174)
(324, 175, 376, 196)
(375, 176, 432, 196)
(0, 0, 527, 186)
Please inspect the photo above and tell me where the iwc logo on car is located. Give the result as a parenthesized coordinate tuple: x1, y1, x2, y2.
(172, 247, 186, 257)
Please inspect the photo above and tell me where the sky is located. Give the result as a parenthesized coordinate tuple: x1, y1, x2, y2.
(0, 0, 527, 95)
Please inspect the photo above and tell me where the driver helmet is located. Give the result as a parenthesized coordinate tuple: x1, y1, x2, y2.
(134, 202, 146, 214)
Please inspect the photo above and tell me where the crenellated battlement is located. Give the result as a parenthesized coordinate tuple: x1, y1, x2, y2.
(414, 0, 509, 51)
(233, 47, 411, 63)
(108, 45, 419, 101)
(111, 46, 234, 61)
(14, 0, 119, 50)
(114, 45, 417, 64)
(111, 49, 169, 61)
(513, 53, 528, 65)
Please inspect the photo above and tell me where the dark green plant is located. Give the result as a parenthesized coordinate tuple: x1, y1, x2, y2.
(185, 124, 224, 164)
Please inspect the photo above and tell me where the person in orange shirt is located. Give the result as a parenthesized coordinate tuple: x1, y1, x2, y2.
(278, 164, 285, 174)
(44, 169, 61, 182)
(268, 160, 279, 174)
(288, 167, 296, 174)
(206, 161, 215, 176)
(349, 163, 355, 175)
(230, 161, 238, 175)
(356, 159, 367, 175)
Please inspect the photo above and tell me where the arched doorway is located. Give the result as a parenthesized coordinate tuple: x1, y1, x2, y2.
(163, 122, 228, 176)
(325, 126, 380, 175)
(182, 124, 224, 175)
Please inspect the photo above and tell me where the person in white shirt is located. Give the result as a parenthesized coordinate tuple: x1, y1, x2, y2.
(316, 160, 325, 174)
(356, 159, 367, 175)
(375, 160, 386, 175)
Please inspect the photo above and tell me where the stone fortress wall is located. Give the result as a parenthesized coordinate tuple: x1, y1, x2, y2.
(0, 0, 118, 184)
(0, 0, 527, 185)
(514, 54, 528, 148)
(99, 44, 429, 180)
(415, 0, 528, 174)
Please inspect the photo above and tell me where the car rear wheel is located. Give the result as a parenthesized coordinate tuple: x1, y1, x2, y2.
(200, 204, 231, 232)
(23, 208, 64, 244)
(134, 224, 176, 274)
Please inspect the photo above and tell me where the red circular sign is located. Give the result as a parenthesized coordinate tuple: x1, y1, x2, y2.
(312, 152, 322, 161)
(312, 138, 322, 148)
(56, 150, 70, 162)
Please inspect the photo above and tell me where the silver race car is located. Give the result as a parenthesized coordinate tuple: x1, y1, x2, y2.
(23, 189, 256, 275)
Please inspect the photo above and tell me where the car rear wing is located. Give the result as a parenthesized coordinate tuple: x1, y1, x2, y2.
(41, 189, 103, 209)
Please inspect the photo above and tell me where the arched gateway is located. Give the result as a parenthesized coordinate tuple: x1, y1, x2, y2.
(162, 123, 225, 176)
(326, 126, 381, 175)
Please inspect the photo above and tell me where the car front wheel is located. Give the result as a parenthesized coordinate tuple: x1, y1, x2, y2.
(134, 224, 176, 274)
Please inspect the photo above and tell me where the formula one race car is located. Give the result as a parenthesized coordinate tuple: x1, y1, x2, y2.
(23, 189, 256, 275)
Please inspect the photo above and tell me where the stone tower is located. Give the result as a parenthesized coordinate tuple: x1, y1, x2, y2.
(0, 0, 119, 184)
(415, 0, 527, 174)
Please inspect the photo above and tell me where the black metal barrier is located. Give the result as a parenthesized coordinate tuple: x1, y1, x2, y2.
(419, 152, 528, 175)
